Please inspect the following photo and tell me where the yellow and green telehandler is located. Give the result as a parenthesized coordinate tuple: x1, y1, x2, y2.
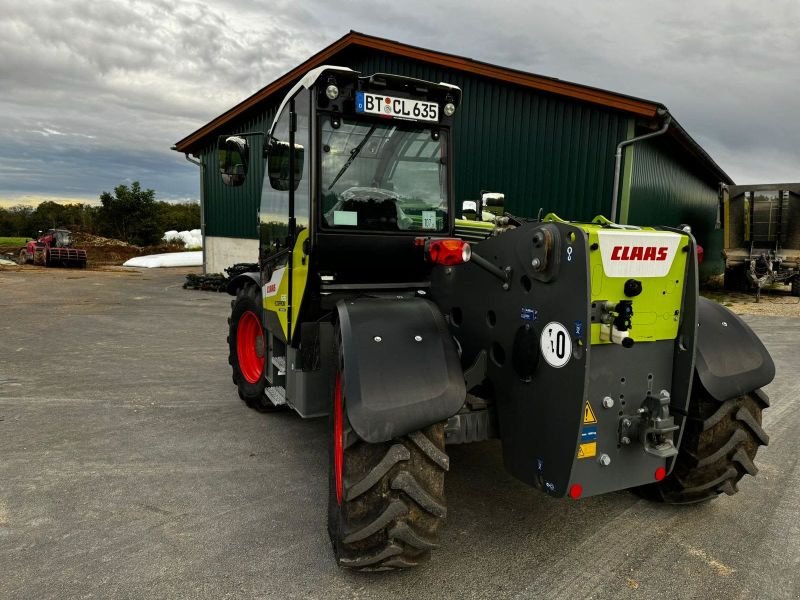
(216, 66, 774, 570)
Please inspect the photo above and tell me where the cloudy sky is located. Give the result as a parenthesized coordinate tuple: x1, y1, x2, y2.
(1, 0, 797, 206)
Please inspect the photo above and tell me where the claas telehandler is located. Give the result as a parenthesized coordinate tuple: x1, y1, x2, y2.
(215, 66, 775, 570)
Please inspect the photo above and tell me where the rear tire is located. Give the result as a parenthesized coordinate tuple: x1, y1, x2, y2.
(637, 385, 769, 504)
(328, 328, 448, 570)
(18, 249, 30, 265)
(227, 285, 282, 412)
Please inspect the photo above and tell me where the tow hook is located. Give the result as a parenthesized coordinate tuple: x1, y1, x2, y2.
(619, 390, 679, 458)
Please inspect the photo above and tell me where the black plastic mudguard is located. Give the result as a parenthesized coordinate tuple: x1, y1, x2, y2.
(336, 297, 466, 443)
(694, 297, 775, 401)
(227, 271, 260, 295)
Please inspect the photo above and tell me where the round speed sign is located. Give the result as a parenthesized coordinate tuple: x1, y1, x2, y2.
(540, 321, 572, 368)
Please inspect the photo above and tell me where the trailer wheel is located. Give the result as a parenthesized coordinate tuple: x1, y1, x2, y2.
(636, 386, 769, 504)
(328, 331, 448, 570)
(227, 284, 282, 411)
(791, 276, 799, 297)
(18, 249, 30, 265)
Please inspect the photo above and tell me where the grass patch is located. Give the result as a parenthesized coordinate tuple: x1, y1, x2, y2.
(0, 237, 27, 246)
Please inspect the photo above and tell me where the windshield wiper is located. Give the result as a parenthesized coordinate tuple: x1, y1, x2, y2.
(327, 124, 377, 191)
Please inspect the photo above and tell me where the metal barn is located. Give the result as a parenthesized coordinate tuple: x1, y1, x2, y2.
(173, 31, 732, 277)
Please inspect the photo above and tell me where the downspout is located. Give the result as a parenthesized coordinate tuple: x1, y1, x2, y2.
(182, 151, 206, 275)
(610, 110, 672, 223)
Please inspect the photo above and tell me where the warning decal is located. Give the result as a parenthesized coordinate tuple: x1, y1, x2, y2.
(583, 401, 597, 425)
(577, 441, 597, 459)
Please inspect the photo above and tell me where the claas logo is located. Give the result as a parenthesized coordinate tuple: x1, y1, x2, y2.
(611, 246, 669, 261)
(266, 283, 277, 294)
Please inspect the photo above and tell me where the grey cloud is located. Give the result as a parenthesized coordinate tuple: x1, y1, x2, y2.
(0, 0, 797, 205)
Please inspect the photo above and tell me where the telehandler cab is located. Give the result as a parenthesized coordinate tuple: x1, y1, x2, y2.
(216, 66, 775, 570)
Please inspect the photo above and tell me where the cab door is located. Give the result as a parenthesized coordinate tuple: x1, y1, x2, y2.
(260, 89, 312, 367)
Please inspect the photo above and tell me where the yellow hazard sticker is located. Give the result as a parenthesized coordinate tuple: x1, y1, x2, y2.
(583, 401, 598, 425)
(577, 441, 597, 459)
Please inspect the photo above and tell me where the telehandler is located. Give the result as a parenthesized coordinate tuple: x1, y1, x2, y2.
(215, 66, 774, 570)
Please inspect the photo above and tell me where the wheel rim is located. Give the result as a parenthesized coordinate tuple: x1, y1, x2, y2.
(334, 372, 344, 505)
(236, 310, 264, 384)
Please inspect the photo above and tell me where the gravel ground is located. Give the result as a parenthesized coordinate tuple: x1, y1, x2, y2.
(1, 267, 798, 600)
(702, 288, 800, 317)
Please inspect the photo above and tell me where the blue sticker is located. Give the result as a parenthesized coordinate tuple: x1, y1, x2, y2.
(521, 307, 538, 322)
(574, 319, 584, 337)
(355, 91, 365, 112)
(537, 458, 544, 472)
(581, 426, 598, 442)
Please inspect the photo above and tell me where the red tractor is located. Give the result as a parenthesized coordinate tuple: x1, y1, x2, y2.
(19, 229, 87, 268)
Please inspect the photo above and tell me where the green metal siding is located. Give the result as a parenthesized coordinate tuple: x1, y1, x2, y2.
(627, 137, 723, 278)
(197, 47, 722, 270)
(343, 50, 630, 220)
(200, 108, 276, 238)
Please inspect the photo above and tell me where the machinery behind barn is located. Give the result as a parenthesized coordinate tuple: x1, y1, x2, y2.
(723, 183, 800, 298)
(207, 66, 775, 570)
(18, 229, 88, 268)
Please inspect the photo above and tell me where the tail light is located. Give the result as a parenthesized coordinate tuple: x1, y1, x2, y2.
(696, 244, 704, 265)
(420, 238, 472, 266)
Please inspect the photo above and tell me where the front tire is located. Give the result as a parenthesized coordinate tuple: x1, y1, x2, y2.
(227, 284, 281, 411)
(328, 334, 449, 570)
(637, 386, 769, 504)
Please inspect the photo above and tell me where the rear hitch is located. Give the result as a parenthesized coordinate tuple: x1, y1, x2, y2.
(619, 390, 679, 458)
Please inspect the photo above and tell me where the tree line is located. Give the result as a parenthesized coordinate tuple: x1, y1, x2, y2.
(0, 182, 200, 247)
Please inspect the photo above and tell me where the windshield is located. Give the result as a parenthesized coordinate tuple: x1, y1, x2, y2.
(320, 118, 448, 232)
(53, 230, 71, 246)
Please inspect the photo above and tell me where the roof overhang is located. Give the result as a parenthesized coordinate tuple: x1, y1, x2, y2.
(173, 31, 731, 185)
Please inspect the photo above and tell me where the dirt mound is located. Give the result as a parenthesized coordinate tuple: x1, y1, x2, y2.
(72, 233, 141, 249)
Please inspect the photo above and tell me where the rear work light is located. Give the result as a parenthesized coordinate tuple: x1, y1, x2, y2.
(421, 238, 472, 266)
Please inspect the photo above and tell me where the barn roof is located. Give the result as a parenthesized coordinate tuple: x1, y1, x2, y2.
(173, 31, 732, 184)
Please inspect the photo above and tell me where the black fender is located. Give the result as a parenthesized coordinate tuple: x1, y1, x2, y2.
(694, 297, 775, 401)
(227, 271, 260, 296)
(336, 297, 465, 443)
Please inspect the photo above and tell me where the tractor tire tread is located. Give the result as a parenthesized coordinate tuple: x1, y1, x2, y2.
(345, 444, 410, 501)
(390, 471, 447, 518)
(408, 431, 450, 471)
(330, 424, 447, 571)
(636, 388, 768, 504)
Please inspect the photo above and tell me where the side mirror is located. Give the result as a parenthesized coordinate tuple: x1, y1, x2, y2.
(267, 138, 305, 191)
(217, 135, 250, 187)
(461, 200, 479, 220)
(482, 192, 505, 218)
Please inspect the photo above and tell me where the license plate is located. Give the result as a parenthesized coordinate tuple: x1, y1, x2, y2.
(356, 92, 439, 123)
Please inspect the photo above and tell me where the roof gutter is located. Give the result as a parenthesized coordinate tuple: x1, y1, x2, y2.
(177, 148, 207, 274)
(610, 111, 672, 222)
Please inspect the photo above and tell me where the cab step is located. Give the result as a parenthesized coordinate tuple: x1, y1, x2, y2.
(266, 385, 286, 406)
(271, 356, 286, 376)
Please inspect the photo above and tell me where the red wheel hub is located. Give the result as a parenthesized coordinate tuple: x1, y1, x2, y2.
(334, 372, 344, 505)
(237, 310, 264, 384)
